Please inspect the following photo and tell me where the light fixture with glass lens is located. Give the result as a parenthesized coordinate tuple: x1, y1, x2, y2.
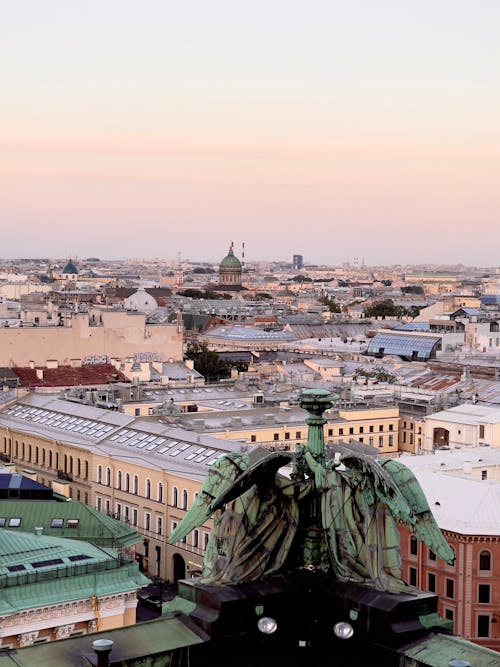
(333, 621, 354, 639)
(257, 616, 278, 634)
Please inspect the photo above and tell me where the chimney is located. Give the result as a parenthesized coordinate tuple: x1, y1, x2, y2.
(92, 639, 114, 667)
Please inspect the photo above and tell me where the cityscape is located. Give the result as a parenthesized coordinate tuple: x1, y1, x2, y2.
(2, 1, 500, 665)
(0, 248, 498, 663)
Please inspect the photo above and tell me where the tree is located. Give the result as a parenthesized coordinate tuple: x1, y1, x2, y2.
(184, 343, 248, 381)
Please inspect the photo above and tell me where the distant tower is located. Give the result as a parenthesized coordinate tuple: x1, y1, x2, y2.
(241, 241, 245, 269)
(174, 252, 184, 286)
(219, 242, 242, 289)
(293, 254, 303, 270)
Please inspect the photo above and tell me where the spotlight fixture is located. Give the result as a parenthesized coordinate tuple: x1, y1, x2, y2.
(257, 616, 278, 634)
(333, 621, 354, 639)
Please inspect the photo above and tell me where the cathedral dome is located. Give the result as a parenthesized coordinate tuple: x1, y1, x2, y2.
(219, 248, 242, 270)
(61, 258, 79, 275)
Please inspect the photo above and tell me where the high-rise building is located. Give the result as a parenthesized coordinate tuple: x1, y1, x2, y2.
(292, 254, 303, 270)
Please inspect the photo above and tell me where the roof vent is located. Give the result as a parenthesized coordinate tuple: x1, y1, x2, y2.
(34, 526, 43, 536)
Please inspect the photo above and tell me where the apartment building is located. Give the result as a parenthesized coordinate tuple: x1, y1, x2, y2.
(398, 450, 500, 651)
(0, 394, 241, 583)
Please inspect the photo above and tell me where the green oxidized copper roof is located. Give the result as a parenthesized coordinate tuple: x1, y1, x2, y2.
(0, 530, 149, 612)
(219, 248, 241, 270)
(0, 500, 141, 548)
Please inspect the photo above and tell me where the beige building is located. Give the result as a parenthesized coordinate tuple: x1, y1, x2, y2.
(0, 309, 183, 367)
(0, 394, 240, 583)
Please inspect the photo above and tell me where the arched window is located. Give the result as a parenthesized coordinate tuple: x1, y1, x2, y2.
(85, 461, 89, 479)
(105, 467, 111, 486)
(125, 473, 130, 492)
(182, 490, 188, 510)
(69, 456, 73, 474)
(157, 482, 163, 503)
(55, 452, 59, 469)
(77, 458, 81, 477)
(145, 479, 151, 499)
(97, 465, 102, 484)
(49, 451, 53, 468)
(172, 487, 178, 507)
(479, 550, 491, 572)
(133, 475, 139, 494)
(409, 535, 418, 556)
(117, 470, 122, 489)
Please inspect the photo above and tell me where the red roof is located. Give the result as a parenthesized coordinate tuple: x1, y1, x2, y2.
(12, 364, 130, 388)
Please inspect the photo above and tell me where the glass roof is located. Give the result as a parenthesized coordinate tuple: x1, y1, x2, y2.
(367, 333, 441, 360)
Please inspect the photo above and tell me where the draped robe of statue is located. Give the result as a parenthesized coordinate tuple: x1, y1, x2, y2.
(201, 475, 313, 585)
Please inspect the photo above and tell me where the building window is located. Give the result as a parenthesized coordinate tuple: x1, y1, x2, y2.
(328, 429, 333, 437)
(273, 433, 279, 441)
(203, 532, 209, 550)
(349, 427, 354, 435)
(429, 549, 436, 561)
(145, 479, 151, 499)
(445, 578, 455, 599)
(97, 465, 102, 484)
(478, 584, 490, 604)
(359, 426, 364, 434)
(172, 487, 178, 507)
(379, 425, 383, 432)
(182, 490, 188, 510)
(388, 435, 393, 446)
(481, 470, 487, 480)
(115, 503, 121, 520)
(124, 506, 129, 523)
(116, 471, 122, 489)
(295, 431, 301, 439)
(427, 573, 436, 592)
(135, 408, 140, 416)
(479, 550, 491, 572)
(409, 536, 418, 556)
(369, 437, 374, 446)
(96, 497, 102, 512)
(105, 467, 111, 486)
(479, 424, 485, 439)
(145, 513, 151, 531)
(378, 436, 383, 447)
(338, 428, 344, 436)
(369, 425, 374, 433)
(477, 615, 490, 638)
(157, 516, 163, 535)
(284, 432, 290, 440)
(359, 437, 364, 443)
(125, 473, 130, 492)
(133, 475, 139, 494)
(132, 509, 138, 526)
(250, 435, 256, 443)
(389, 424, 393, 431)
(409, 567, 417, 587)
(158, 482, 163, 503)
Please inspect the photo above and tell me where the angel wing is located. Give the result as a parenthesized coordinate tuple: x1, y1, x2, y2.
(340, 453, 454, 565)
(209, 450, 293, 512)
(167, 450, 250, 544)
(378, 459, 455, 564)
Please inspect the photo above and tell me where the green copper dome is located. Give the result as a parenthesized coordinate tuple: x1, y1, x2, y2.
(219, 248, 241, 270)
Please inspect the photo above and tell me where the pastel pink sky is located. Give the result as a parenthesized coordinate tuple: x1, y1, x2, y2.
(1, 1, 499, 266)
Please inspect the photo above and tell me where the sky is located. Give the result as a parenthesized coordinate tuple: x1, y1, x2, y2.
(1, 1, 499, 267)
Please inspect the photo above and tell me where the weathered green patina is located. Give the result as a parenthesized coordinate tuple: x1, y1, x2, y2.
(168, 389, 454, 592)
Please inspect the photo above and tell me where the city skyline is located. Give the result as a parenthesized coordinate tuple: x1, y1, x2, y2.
(2, 1, 499, 265)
